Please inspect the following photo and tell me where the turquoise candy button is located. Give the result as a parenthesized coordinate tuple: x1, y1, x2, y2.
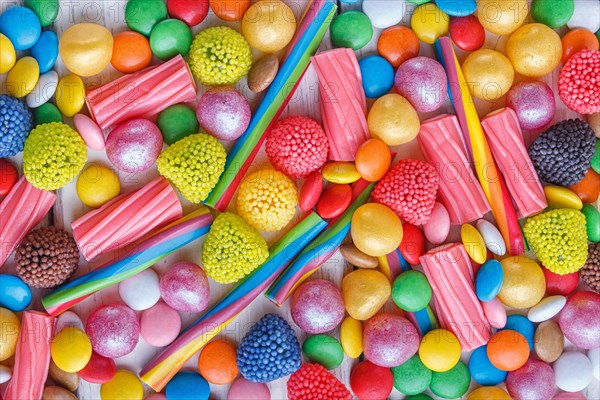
(0, 6, 41, 50)
(468, 345, 507, 385)
(330, 10, 373, 50)
(502, 314, 535, 350)
(435, 0, 476, 16)
(166, 371, 210, 400)
(359, 56, 394, 98)
(0, 274, 32, 312)
(25, 0, 59, 27)
(31, 30, 58, 73)
(475, 259, 504, 302)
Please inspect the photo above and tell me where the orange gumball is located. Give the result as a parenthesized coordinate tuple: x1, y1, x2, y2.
(210, 0, 251, 21)
(561, 28, 600, 63)
(377, 26, 420, 68)
(111, 31, 152, 74)
(487, 330, 530, 371)
(568, 168, 600, 203)
(198, 339, 239, 384)
(355, 138, 391, 182)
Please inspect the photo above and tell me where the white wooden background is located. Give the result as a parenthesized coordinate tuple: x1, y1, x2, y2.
(1, 0, 599, 398)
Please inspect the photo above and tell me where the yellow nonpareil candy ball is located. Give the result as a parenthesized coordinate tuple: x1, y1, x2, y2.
(100, 370, 143, 400)
(0, 307, 20, 362)
(498, 256, 546, 308)
(462, 49, 514, 101)
(342, 269, 391, 321)
(76, 163, 121, 208)
(476, 0, 528, 35)
(351, 203, 403, 257)
(59, 23, 113, 77)
(51, 327, 92, 373)
(507, 23, 562, 77)
(418, 329, 461, 372)
(367, 94, 420, 146)
(242, 0, 296, 53)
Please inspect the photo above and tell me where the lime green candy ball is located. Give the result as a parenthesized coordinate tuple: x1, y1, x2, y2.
(391, 270, 432, 312)
(157, 104, 199, 145)
(392, 355, 432, 395)
(302, 334, 344, 370)
(150, 19, 192, 61)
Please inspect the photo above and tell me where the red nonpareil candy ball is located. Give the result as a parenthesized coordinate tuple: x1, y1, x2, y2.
(85, 304, 140, 358)
(167, 0, 209, 26)
(0, 158, 18, 196)
(287, 363, 351, 400)
(558, 291, 600, 349)
(558, 49, 600, 114)
(542, 266, 579, 296)
(372, 159, 439, 225)
(399, 223, 426, 265)
(266, 116, 329, 179)
(316, 184, 352, 219)
(299, 171, 323, 212)
(77, 351, 116, 384)
(350, 361, 394, 400)
(449, 15, 485, 51)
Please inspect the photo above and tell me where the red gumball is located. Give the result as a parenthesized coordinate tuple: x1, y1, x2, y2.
(399, 223, 425, 265)
(77, 351, 116, 384)
(543, 266, 579, 296)
(0, 158, 19, 196)
(350, 361, 393, 400)
(449, 15, 485, 51)
(167, 0, 209, 26)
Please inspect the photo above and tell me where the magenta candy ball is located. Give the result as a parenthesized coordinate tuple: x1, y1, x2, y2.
(506, 81, 556, 131)
(105, 118, 163, 173)
(290, 279, 345, 334)
(85, 304, 140, 358)
(394, 56, 448, 113)
(197, 87, 251, 141)
(160, 261, 210, 313)
(506, 358, 555, 400)
(363, 313, 419, 367)
(558, 291, 600, 350)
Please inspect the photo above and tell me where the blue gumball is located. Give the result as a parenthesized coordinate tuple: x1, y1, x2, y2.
(359, 55, 395, 98)
(468, 345, 508, 385)
(502, 314, 535, 351)
(166, 371, 210, 400)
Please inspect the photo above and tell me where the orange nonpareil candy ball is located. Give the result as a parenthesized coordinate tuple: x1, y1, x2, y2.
(198, 339, 239, 384)
(210, 0, 251, 21)
(487, 330, 530, 371)
(111, 31, 152, 74)
(377, 26, 420, 68)
(355, 138, 391, 182)
(568, 168, 600, 203)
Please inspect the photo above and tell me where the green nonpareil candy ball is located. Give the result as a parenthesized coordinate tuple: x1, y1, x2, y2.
(302, 335, 344, 370)
(150, 19, 192, 60)
(391, 270, 432, 312)
(157, 104, 199, 145)
(531, 0, 574, 28)
(125, 0, 168, 36)
(33, 103, 62, 125)
(391, 355, 432, 395)
(25, 0, 59, 27)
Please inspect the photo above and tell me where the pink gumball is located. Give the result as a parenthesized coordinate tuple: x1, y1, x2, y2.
(363, 313, 419, 367)
(105, 118, 163, 173)
(197, 87, 251, 141)
(85, 304, 140, 358)
(558, 291, 600, 350)
(506, 81, 555, 132)
(290, 279, 345, 334)
(506, 358, 555, 400)
(394, 57, 448, 113)
(159, 261, 210, 313)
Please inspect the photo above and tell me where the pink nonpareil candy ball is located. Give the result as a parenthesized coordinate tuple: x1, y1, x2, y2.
(160, 261, 210, 313)
(394, 56, 448, 113)
(506, 358, 555, 400)
(197, 86, 251, 141)
(506, 81, 556, 132)
(290, 279, 345, 334)
(105, 118, 163, 173)
(140, 301, 181, 347)
(363, 313, 419, 367)
(558, 291, 600, 349)
(85, 304, 140, 358)
(77, 351, 116, 384)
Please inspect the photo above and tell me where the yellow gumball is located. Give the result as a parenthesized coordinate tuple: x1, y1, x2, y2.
(367, 94, 420, 146)
(498, 256, 546, 308)
(0, 307, 20, 362)
(242, 0, 296, 53)
(467, 386, 511, 400)
(6, 57, 39, 98)
(59, 23, 113, 77)
(0, 33, 16, 74)
(418, 329, 461, 372)
(507, 23, 562, 77)
(476, 0, 528, 35)
(351, 203, 403, 256)
(342, 269, 391, 321)
(462, 49, 514, 101)
(411, 3, 449, 44)
(340, 316, 363, 358)
(51, 327, 92, 373)
(56, 74, 86, 117)
(101, 370, 143, 400)
(76, 163, 121, 208)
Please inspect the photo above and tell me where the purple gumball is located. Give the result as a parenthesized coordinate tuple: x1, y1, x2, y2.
(290, 279, 345, 334)
(197, 87, 251, 141)
(363, 313, 419, 368)
(394, 57, 448, 113)
(86, 304, 140, 358)
(506, 358, 555, 400)
(506, 81, 555, 132)
(558, 291, 600, 350)
(105, 118, 163, 173)
(160, 261, 210, 313)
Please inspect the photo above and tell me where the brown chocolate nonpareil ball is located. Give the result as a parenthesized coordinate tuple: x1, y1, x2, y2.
(15, 226, 80, 289)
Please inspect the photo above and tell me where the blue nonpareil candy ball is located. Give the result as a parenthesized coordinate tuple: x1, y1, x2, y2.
(237, 313, 301, 383)
(0, 95, 33, 157)
(359, 55, 395, 98)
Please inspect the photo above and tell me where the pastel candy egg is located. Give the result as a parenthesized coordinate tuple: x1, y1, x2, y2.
(59, 23, 113, 77)
(241, 0, 296, 53)
(436, 0, 476, 16)
(26, 70, 58, 108)
(506, 358, 555, 400)
(51, 327, 93, 372)
(350, 361, 394, 400)
(351, 203, 403, 257)
(528, 295, 567, 322)
(554, 352, 593, 392)
(160, 261, 210, 313)
(410, 3, 449, 44)
(399, 223, 426, 265)
(482, 298, 507, 329)
(476, 0, 529, 35)
(461, 223, 487, 263)
(506, 81, 556, 132)
(507, 23, 562, 78)
(0, 365, 11, 384)
(31, 30, 58, 74)
(358, 56, 394, 98)
(418, 329, 461, 372)
(316, 184, 352, 219)
(77, 351, 117, 384)
(140, 301, 181, 347)
(149, 19, 193, 60)
(363, 313, 419, 367)
(74, 114, 105, 151)
(167, 0, 209, 26)
(543, 267, 579, 295)
(476, 219, 506, 256)
(534, 320, 564, 363)
(467, 387, 511, 400)
(449, 15, 485, 51)
(0, 307, 19, 361)
(291, 279, 345, 334)
(367, 94, 420, 146)
(340, 316, 363, 358)
(503, 314, 535, 350)
(429, 361, 471, 399)
(166, 371, 210, 400)
(394, 57, 448, 113)
(322, 162, 361, 184)
(487, 330, 530, 371)
(391, 355, 432, 395)
(0, 6, 41, 50)
(105, 118, 163, 173)
(302, 334, 344, 370)
(423, 202, 450, 245)
(567, 0, 600, 32)
(228, 377, 270, 400)
(55, 311, 85, 332)
(86, 304, 140, 358)
(391, 270, 432, 312)
(475, 260, 504, 302)
(101, 370, 143, 400)
(362, 0, 407, 29)
(498, 256, 546, 309)
(0, 274, 32, 312)
(0, 33, 15, 73)
(468, 345, 507, 385)
(55, 74, 85, 117)
(342, 269, 391, 320)
(544, 185, 583, 209)
(111, 31, 152, 74)
(330, 11, 373, 50)
(197, 87, 251, 141)
(558, 291, 600, 349)
(462, 49, 514, 101)
(118, 269, 161, 311)
(6, 57, 39, 98)
(198, 339, 238, 384)
(355, 138, 392, 182)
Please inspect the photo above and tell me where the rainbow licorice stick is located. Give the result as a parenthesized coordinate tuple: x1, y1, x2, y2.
(266, 179, 375, 306)
(140, 212, 327, 391)
(435, 37, 524, 255)
(204, 0, 337, 211)
(42, 208, 214, 316)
